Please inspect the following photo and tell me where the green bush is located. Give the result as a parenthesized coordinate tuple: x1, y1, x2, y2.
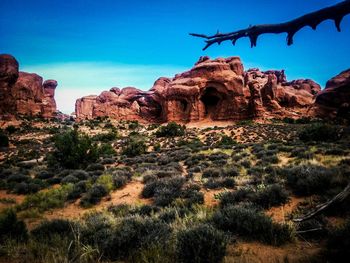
(102, 217, 171, 260)
(122, 139, 147, 157)
(216, 135, 236, 147)
(155, 122, 185, 137)
(5, 125, 17, 134)
(176, 224, 227, 263)
(0, 209, 28, 243)
(0, 132, 9, 147)
(298, 123, 342, 142)
(283, 165, 333, 196)
(31, 219, 76, 242)
(255, 184, 289, 209)
(212, 205, 293, 245)
(48, 129, 100, 169)
(92, 131, 118, 142)
(80, 184, 108, 207)
(19, 184, 73, 212)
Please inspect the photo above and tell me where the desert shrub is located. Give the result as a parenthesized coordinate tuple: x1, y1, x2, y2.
(86, 163, 105, 172)
(31, 219, 76, 241)
(61, 175, 79, 184)
(239, 159, 251, 168)
(113, 175, 128, 189)
(177, 137, 203, 150)
(222, 166, 239, 177)
(122, 138, 147, 157)
(130, 205, 160, 217)
(98, 143, 116, 156)
(80, 184, 108, 207)
(128, 120, 139, 130)
(5, 125, 17, 134)
(70, 169, 89, 180)
(181, 189, 205, 207)
(48, 129, 100, 169)
(0, 209, 28, 243)
(102, 217, 171, 260)
(283, 165, 333, 196)
(92, 131, 117, 142)
(108, 204, 131, 217)
(19, 184, 73, 213)
(142, 177, 186, 206)
(176, 224, 227, 263)
(290, 147, 314, 159)
(255, 184, 289, 209)
(212, 205, 293, 245)
(7, 173, 30, 183)
(204, 178, 235, 189)
(202, 168, 221, 178)
(219, 188, 256, 208)
(216, 135, 236, 147)
(0, 132, 9, 147)
(155, 122, 185, 137)
(13, 182, 41, 194)
(299, 123, 342, 142)
(325, 219, 350, 262)
(36, 171, 53, 180)
(67, 181, 87, 200)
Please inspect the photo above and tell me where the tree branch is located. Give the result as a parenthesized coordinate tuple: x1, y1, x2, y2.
(190, 1, 350, 50)
(293, 183, 350, 223)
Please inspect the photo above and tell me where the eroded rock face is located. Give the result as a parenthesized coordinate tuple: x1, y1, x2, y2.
(0, 54, 57, 119)
(75, 56, 323, 122)
(312, 69, 350, 120)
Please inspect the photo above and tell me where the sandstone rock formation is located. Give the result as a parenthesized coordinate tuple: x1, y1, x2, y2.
(0, 54, 58, 120)
(75, 56, 321, 123)
(312, 69, 350, 120)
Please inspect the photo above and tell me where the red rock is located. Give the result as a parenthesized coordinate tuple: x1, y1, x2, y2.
(75, 56, 323, 122)
(0, 54, 58, 119)
(312, 69, 350, 120)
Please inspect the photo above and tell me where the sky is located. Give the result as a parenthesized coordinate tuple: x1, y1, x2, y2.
(1, 0, 349, 113)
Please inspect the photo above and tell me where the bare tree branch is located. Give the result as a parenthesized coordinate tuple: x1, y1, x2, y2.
(190, 1, 350, 50)
(293, 183, 350, 223)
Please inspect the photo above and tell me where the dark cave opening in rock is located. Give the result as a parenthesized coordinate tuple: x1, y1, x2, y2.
(200, 87, 222, 118)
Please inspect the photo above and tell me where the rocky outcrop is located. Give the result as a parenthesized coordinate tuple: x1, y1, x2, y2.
(311, 69, 350, 120)
(75, 56, 322, 122)
(0, 54, 58, 119)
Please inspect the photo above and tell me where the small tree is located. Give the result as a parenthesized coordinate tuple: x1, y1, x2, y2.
(155, 122, 185, 137)
(122, 138, 147, 157)
(48, 128, 99, 169)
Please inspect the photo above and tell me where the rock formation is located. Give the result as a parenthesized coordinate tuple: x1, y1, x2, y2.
(75, 56, 322, 122)
(0, 54, 58, 120)
(311, 69, 350, 120)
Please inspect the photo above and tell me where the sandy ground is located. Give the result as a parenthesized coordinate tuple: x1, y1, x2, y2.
(225, 241, 321, 263)
(266, 196, 304, 223)
(0, 190, 25, 211)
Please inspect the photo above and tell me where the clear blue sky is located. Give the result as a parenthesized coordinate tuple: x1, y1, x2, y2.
(1, 0, 349, 113)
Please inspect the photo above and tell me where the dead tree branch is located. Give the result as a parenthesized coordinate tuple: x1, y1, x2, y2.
(293, 183, 350, 223)
(190, 1, 350, 50)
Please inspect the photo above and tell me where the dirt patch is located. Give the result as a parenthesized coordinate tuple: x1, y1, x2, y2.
(202, 188, 224, 207)
(225, 241, 321, 263)
(0, 190, 25, 211)
(266, 196, 304, 223)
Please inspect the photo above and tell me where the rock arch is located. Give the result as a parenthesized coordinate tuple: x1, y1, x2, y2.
(199, 82, 229, 120)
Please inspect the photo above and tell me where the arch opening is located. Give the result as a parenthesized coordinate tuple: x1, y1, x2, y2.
(200, 87, 222, 118)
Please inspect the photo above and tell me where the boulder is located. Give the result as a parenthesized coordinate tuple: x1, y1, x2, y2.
(0, 54, 58, 119)
(312, 69, 350, 120)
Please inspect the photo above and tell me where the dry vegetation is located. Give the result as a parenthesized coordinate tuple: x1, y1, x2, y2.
(0, 116, 349, 263)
